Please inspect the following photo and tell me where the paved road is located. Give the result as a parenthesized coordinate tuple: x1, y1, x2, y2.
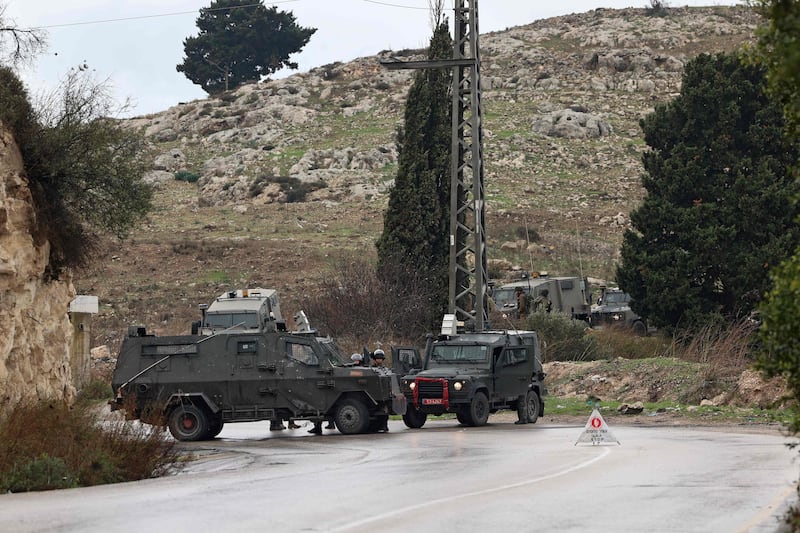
(0, 418, 796, 532)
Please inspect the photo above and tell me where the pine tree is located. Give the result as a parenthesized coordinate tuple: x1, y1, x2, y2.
(376, 20, 453, 323)
(177, 0, 316, 95)
(617, 52, 800, 333)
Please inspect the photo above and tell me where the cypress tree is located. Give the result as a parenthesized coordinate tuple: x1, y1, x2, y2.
(376, 20, 453, 323)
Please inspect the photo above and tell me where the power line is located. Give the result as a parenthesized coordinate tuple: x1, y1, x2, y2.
(24, 0, 438, 31)
(26, 1, 299, 30)
(362, 0, 431, 9)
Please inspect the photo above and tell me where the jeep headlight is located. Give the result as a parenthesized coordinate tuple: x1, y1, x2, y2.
(408, 381, 416, 390)
(453, 381, 463, 391)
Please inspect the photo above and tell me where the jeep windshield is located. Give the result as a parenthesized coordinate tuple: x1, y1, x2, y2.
(428, 344, 489, 367)
(492, 288, 517, 308)
(604, 292, 630, 305)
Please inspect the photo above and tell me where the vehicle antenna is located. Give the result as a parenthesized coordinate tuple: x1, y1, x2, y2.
(525, 220, 534, 275)
(576, 219, 584, 280)
(576, 219, 589, 305)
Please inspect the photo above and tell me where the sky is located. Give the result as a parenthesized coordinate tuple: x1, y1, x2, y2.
(3, 0, 740, 117)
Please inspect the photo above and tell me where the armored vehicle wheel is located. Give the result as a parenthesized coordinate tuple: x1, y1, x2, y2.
(402, 407, 427, 429)
(465, 392, 489, 427)
(456, 411, 469, 425)
(167, 404, 209, 441)
(334, 398, 370, 435)
(206, 414, 224, 439)
(526, 390, 541, 424)
(632, 320, 647, 337)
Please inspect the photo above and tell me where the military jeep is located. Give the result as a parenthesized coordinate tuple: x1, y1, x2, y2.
(110, 289, 406, 441)
(590, 287, 648, 336)
(393, 316, 546, 428)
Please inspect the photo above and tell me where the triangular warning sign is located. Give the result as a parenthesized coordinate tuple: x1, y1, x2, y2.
(575, 408, 620, 446)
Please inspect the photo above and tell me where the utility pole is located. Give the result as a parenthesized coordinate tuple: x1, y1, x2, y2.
(382, 0, 488, 331)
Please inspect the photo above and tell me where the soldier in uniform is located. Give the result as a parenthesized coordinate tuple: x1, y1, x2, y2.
(515, 287, 529, 318)
(533, 289, 552, 313)
(515, 393, 529, 425)
(371, 349, 389, 432)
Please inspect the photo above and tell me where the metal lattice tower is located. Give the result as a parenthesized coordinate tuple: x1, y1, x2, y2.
(382, 0, 488, 330)
(449, 0, 487, 330)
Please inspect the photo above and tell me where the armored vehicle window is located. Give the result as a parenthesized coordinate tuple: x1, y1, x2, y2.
(141, 344, 197, 356)
(238, 341, 257, 353)
(430, 344, 488, 363)
(286, 342, 319, 366)
(502, 348, 528, 366)
(205, 312, 259, 329)
(560, 279, 574, 290)
(318, 338, 348, 366)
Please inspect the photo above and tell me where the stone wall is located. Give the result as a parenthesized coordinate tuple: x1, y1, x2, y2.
(0, 124, 76, 409)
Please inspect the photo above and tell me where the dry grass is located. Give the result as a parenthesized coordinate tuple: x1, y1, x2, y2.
(0, 400, 178, 492)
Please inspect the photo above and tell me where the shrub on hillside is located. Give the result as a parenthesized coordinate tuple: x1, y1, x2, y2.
(301, 254, 442, 346)
(175, 170, 200, 183)
(0, 401, 177, 492)
(0, 67, 152, 275)
(524, 312, 601, 361)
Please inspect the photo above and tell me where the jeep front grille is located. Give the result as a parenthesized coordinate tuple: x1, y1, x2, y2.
(412, 377, 450, 409)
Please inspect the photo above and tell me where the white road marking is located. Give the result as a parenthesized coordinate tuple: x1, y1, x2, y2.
(330, 447, 612, 531)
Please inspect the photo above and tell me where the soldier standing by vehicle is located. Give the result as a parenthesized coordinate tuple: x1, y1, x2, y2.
(371, 348, 389, 432)
(515, 393, 529, 425)
(372, 349, 386, 367)
(533, 289, 552, 313)
(515, 287, 529, 318)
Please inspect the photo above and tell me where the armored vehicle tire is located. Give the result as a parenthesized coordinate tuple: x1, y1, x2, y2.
(206, 414, 224, 439)
(334, 398, 370, 435)
(167, 404, 209, 442)
(526, 390, 541, 424)
(632, 320, 647, 337)
(456, 411, 469, 425)
(402, 407, 427, 429)
(465, 392, 489, 427)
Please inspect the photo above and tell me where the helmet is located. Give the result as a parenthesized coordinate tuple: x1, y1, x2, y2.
(351, 353, 363, 362)
(373, 349, 385, 359)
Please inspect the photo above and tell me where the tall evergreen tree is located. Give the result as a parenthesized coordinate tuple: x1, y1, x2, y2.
(177, 0, 316, 95)
(617, 52, 800, 333)
(752, 0, 800, 440)
(376, 19, 452, 322)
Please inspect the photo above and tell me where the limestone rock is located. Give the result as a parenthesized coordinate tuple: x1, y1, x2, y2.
(0, 127, 76, 409)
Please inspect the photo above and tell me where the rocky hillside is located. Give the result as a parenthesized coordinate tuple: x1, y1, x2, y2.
(77, 6, 760, 352)
(0, 126, 76, 407)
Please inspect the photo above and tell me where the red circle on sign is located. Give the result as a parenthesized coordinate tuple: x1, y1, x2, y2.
(590, 417, 602, 428)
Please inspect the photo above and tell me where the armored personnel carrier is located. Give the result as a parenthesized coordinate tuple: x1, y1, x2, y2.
(110, 289, 406, 441)
(393, 316, 546, 428)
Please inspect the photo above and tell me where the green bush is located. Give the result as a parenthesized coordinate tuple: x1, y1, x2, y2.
(175, 170, 201, 183)
(0, 401, 177, 492)
(525, 313, 602, 362)
(4, 454, 77, 492)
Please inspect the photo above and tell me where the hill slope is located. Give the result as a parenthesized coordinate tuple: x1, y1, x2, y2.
(77, 6, 760, 351)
